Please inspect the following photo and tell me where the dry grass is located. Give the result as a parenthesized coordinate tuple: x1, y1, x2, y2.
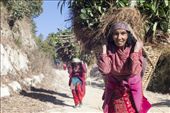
(73, 7, 145, 52)
(27, 49, 53, 75)
(100, 7, 145, 40)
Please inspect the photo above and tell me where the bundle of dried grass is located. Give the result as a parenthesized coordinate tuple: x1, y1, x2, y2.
(73, 7, 145, 52)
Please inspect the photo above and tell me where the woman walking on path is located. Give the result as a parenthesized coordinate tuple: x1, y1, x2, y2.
(97, 22, 151, 113)
(68, 58, 87, 108)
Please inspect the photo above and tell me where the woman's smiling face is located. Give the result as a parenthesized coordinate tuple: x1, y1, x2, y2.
(112, 29, 128, 47)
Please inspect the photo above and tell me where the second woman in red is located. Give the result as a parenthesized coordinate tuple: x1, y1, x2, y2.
(68, 58, 87, 108)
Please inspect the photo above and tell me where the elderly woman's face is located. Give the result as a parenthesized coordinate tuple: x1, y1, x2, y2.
(112, 29, 128, 47)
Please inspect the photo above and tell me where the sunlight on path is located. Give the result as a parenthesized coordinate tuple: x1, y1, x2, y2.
(62, 86, 103, 113)
(38, 69, 170, 113)
(38, 86, 103, 113)
(38, 69, 104, 113)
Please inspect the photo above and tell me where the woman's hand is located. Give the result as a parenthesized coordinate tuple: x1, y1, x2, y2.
(102, 44, 107, 54)
(128, 24, 143, 52)
(134, 40, 143, 52)
(128, 24, 137, 40)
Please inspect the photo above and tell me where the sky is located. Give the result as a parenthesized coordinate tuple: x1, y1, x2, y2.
(33, 0, 71, 39)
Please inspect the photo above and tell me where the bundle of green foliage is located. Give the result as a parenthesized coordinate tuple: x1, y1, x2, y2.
(58, 0, 170, 50)
(46, 29, 96, 65)
(46, 30, 80, 63)
(137, 0, 170, 42)
(73, 7, 145, 51)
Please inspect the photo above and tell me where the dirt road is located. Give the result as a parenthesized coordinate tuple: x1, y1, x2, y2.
(1, 69, 170, 113)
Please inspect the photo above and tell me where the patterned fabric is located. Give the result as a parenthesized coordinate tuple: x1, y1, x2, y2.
(112, 87, 136, 113)
(98, 46, 151, 113)
(111, 22, 130, 32)
(102, 76, 151, 113)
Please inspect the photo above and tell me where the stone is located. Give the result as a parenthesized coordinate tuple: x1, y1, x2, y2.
(8, 81, 22, 92)
(0, 85, 10, 97)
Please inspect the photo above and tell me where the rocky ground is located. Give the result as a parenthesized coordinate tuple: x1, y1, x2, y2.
(1, 69, 170, 113)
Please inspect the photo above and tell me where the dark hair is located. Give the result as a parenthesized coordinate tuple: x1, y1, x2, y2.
(71, 62, 83, 73)
(107, 31, 136, 52)
(71, 62, 81, 67)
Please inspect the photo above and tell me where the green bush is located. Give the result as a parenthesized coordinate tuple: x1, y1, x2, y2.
(137, 0, 170, 41)
(59, 0, 170, 41)
(2, 0, 43, 20)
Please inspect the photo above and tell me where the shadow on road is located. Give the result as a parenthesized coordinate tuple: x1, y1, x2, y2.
(20, 89, 73, 107)
(30, 87, 72, 99)
(152, 99, 170, 107)
(90, 81, 104, 89)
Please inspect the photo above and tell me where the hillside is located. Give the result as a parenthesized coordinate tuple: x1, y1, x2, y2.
(0, 1, 52, 97)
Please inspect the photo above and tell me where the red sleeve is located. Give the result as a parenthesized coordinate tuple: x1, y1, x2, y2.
(97, 54, 112, 75)
(130, 49, 143, 75)
(81, 63, 87, 73)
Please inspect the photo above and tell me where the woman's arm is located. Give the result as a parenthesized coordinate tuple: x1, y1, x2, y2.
(97, 45, 112, 75)
(81, 62, 87, 73)
(130, 40, 143, 75)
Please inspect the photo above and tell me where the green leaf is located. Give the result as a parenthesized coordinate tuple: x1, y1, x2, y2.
(80, 13, 88, 20)
(152, 22, 158, 38)
(119, 1, 126, 7)
(137, 0, 145, 5)
(158, 7, 166, 17)
(98, 6, 102, 13)
(151, 3, 156, 13)
(164, 0, 169, 6)
(160, 21, 168, 32)
(80, 9, 86, 13)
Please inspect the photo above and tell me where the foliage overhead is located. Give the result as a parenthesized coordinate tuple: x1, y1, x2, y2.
(58, 0, 130, 29)
(58, 0, 170, 42)
(2, 0, 43, 20)
(137, 0, 170, 41)
(57, 0, 170, 68)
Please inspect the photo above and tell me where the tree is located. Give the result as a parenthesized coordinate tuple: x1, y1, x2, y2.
(58, 0, 170, 42)
(137, 0, 170, 42)
(2, 0, 43, 20)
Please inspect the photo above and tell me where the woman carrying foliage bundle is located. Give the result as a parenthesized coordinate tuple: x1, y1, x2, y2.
(68, 58, 87, 108)
(97, 22, 151, 113)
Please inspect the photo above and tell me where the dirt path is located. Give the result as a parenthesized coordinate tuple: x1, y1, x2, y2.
(38, 85, 103, 113)
(1, 69, 170, 113)
(38, 69, 104, 113)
